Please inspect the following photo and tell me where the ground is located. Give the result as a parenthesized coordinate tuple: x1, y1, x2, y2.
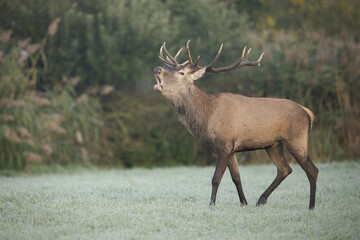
(0, 162, 359, 239)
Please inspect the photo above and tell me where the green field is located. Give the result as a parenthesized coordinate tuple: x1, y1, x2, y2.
(1, 162, 359, 239)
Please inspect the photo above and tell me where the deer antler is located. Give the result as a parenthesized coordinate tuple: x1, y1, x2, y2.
(206, 46, 264, 73)
(160, 40, 264, 71)
(185, 40, 264, 73)
(159, 42, 189, 68)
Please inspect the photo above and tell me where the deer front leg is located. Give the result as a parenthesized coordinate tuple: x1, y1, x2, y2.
(228, 154, 248, 205)
(210, 152, 230, 205)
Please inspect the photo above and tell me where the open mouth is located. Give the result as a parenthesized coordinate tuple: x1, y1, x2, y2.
(154, 75, 163, 90)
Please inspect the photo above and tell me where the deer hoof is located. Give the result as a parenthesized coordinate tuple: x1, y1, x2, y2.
(256, 197, 267, 206)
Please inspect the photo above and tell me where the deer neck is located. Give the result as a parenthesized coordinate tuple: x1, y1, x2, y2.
(170, 86, 214, 140)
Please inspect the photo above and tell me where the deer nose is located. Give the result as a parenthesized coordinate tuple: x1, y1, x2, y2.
(154, 67, 162, 75)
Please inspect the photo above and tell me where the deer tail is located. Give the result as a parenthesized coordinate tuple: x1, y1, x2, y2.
(301, 106, 314, 130)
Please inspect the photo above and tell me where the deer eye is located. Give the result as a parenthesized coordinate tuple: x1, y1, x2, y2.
(178, 71, 184, 75)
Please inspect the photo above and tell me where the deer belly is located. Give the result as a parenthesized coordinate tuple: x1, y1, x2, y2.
(233, 137, 278, 152)
(232, 123, 284, 151)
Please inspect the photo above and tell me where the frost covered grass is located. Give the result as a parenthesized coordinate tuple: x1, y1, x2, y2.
(0, 162, 359, 239)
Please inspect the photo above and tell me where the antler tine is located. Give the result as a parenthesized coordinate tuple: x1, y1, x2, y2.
(224, 46, 248, 68)
(159, 44, 164, 60)
(159, 57, 171, 66)
(241, 46, 246, 59)
(206, 43, 223, 70)
(173, 48, 186, 66)
(186, 40, 194, 65)
(194, 56, 200, 66)
(180, 60, 189, 67)
(159, 44, 172, 66)
(174, 48, 183, 60)
(237, 48, 265, 68)
(243, 48, 252, 61)
(257, 52, 265, 66)
(186, 40, 202, 68)
(163, 42, 180, 67)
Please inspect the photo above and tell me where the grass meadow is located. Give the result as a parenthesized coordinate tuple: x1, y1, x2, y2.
(0, 162, 359, 239)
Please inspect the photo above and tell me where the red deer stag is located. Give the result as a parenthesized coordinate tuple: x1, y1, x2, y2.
(153, 40, 319, 209)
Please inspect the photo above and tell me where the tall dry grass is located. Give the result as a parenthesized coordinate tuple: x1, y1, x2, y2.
(0, 19, 104, 172)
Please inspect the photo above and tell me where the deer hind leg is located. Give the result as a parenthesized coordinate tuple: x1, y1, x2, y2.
(284, 138, 319, 210)
(210, 152, 231, 205)
(228, 154, 247, 205)
(257, 141, 292, 206)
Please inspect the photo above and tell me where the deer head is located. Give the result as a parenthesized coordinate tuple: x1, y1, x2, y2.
(154, 40, 264, 98)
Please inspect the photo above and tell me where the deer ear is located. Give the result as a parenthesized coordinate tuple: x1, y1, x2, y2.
(190, 67, 206, 81)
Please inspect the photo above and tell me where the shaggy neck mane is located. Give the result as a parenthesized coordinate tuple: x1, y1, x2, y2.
(170, 86, 215, 141)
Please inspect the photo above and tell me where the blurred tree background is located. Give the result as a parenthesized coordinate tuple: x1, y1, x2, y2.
(0, 0, 359, 172)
